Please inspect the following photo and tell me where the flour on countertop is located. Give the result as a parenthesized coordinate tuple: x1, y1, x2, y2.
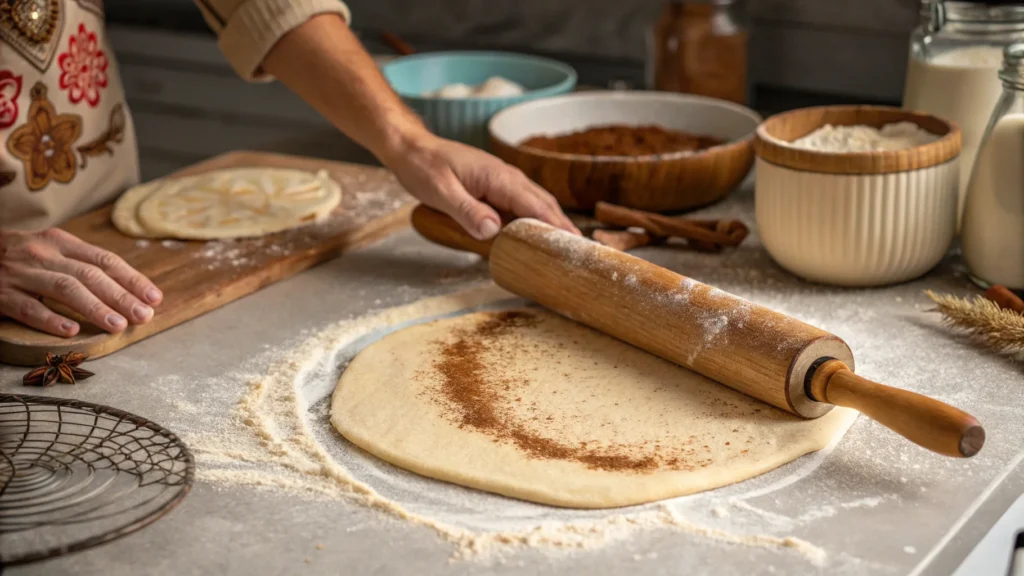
(131, 207, 967, 572)
(48, 181, 1013, 575)
(730, 495, 891, 528)
(791, 122, 939, 152)
(173, 283, 876, 566)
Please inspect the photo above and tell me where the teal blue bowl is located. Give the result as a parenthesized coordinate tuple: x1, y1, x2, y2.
(382, 51, 577, 149)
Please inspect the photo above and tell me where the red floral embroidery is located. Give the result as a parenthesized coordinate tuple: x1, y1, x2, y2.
(57, 23, 108, 108)
(0, 71, 23, 129)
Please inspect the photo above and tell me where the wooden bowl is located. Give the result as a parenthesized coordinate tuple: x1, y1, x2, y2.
(754, 105, 962, 287)
(488, 91, 761, 212)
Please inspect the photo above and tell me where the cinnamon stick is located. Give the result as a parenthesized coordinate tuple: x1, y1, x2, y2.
(592, 229, 662, 251)
(689, 218, 739, 252)
(593, 201, 748, 251)
(380, 31, 416, 55)
(983, 285, 1024, 314)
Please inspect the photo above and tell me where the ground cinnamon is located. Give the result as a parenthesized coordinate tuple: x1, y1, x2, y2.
(430, 311, 670, 473)
(520, 125, 722, 157)
(650, 1, 749, 105)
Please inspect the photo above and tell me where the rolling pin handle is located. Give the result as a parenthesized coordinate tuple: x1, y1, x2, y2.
(807, 358, 985, 458)
(410, 204, 496, 258)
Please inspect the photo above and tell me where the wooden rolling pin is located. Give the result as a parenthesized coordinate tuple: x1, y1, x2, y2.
(411, 205, 985, 458)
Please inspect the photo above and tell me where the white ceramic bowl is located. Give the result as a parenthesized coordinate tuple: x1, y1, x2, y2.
(754, 106, 962, 287)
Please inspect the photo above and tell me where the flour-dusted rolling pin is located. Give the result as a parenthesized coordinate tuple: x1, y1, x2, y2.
(412, 205, 985, 458)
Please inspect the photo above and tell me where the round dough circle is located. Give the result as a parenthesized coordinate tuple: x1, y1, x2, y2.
(134, 168, 341, 240)
(112, 178, 171, 238)
(331, 308, 856, 509)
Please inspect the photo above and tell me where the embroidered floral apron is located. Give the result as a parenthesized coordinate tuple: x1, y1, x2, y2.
(0, 0, 139, 231)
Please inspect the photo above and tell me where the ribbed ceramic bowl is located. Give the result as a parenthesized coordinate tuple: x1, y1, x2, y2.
(755, 105, 962, 287)
(383, 51, 577, 149)
(488, 91, 760, 211)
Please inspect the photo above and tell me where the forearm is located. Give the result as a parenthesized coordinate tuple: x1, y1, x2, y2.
(255, 11, 579, 238)
(262, 14, 427, 162)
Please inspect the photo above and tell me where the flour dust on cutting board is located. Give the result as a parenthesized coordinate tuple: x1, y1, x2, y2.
(175, 170, 408, 272)
(173, 281, 920, 568)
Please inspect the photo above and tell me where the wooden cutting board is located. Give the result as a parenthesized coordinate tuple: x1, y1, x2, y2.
(0, 151, 414, 367)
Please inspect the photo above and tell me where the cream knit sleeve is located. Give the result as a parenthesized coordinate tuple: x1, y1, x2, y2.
(194, 0, 352, 81)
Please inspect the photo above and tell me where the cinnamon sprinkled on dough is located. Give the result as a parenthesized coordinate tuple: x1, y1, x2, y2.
(432, 310, 663, 473)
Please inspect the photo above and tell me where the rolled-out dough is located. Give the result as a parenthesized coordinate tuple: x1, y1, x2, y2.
(111, 179, 164, 238)
(331, 308, 857, 509)
(112, 167, 342, 240)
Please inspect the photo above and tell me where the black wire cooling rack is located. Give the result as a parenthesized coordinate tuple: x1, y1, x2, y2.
(0, 394, 194, 567)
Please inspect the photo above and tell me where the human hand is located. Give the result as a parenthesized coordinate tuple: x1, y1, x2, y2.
(0, 228, 162, 337)
(381, 132, 580, 241)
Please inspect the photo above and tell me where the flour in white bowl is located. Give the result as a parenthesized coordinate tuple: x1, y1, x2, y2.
(791, 122, 939, 152)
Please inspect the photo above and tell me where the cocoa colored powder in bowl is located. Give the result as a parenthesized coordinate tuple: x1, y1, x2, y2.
(519, 125, 723, 157)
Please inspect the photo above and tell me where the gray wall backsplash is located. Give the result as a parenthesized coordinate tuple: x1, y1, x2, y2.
(348, 0, 918, 100)
(106, 0, 921, 180)
(109, 0, 920, 101)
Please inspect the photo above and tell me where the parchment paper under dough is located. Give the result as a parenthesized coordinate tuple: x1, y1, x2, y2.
(331, 308, 858, 509)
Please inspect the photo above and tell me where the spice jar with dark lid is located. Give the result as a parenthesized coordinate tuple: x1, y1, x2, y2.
(647, 0, 750, 105)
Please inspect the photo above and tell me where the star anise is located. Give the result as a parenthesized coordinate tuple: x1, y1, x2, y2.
(22, 352, 94, 386)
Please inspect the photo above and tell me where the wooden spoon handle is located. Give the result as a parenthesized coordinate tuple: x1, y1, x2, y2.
(410, 204, 495, 258)
(810, 359, 985, 458)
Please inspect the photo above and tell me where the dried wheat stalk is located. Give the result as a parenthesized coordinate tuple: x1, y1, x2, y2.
(925, 290, 1024, 354)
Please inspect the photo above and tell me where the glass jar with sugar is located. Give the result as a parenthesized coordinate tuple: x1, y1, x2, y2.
(902, 1, 1024, 229)
(961, 42, 1024, 291)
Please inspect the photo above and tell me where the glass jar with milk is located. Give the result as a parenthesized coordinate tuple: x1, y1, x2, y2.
(961, 42, 1024, 291)
(903, 1, 1024, 228)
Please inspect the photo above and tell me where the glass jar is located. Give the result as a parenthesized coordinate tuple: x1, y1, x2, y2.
(961, 42, 1024, 291)
(902, 1, 1024, 229)
(647, 0, 749, 105)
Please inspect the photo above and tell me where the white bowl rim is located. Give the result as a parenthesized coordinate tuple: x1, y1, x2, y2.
(487, 90, 763, 163)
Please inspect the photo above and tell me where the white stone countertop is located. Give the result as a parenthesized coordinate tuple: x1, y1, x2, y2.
(2, 182, 1021, 576)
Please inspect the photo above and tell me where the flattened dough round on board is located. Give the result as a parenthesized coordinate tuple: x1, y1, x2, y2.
(112, 178, 172, 238)
(331, 308, 857, 509)
(114, 167, 342, 240)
